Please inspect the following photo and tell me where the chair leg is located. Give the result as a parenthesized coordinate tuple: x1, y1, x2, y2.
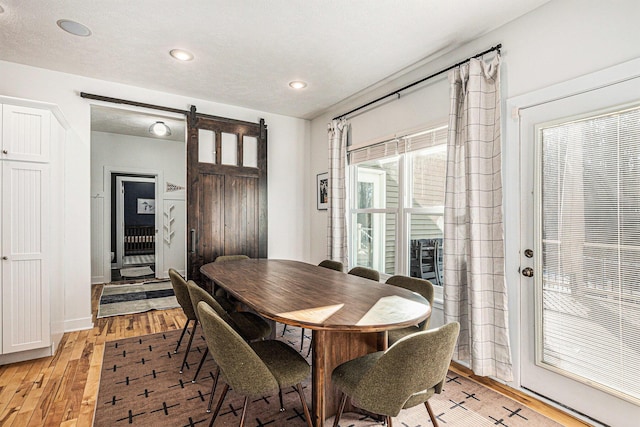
(295, 383, 313, 427)
(278, 388, 285, 412)
(180, 321, 198, 373)
(332, 393, 347, 427)
(281, 324, 288, 336)
(208, 382, 229, 427)
(174, 319, 191, 353)
(425, 401, 439, 427)
(306, 337, 313, 358)
(386, 415, 393, 427)
(192, 347, 209, 383)
(239, 396, 249, 427)
(300, 328, 305, 351)
(206, 367, 221, 413)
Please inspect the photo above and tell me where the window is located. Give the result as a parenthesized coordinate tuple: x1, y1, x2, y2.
(348, 125, 447, 283)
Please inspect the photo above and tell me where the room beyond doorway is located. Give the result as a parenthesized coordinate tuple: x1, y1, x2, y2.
(111, 174, 157, 283)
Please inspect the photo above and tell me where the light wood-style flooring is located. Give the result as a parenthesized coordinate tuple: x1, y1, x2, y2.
(0, 284, 591, 426)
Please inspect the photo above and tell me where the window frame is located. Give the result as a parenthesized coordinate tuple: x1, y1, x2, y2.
(347, 124, 447, 289)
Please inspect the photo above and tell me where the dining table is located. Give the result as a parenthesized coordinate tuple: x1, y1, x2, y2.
(200, 258, 431, 427)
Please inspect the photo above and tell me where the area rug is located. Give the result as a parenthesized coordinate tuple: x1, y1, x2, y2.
(97, 281, 179, 318)
(94, 325, 562, 426)
(120, 266, 154, 278)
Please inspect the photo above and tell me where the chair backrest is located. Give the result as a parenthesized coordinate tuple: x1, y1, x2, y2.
(214, 254, 250, 263)
(385, 275, 434, 330)
(197, 301, 278, 396)
(168, 268, 197, 320)
(186, 280, 233, 324)
(318, 259, 344, 272)
(348, 266, 380, 282)
(354, 322, 460, 416)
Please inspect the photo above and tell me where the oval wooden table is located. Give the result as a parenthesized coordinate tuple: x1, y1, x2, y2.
(200, 259, 431, 427)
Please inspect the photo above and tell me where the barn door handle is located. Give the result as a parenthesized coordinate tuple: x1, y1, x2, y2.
(190, 229, 196, 253)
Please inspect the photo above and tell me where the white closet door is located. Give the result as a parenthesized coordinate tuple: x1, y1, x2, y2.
(1, 105, 50, 163)
(2, 161, 50, 353)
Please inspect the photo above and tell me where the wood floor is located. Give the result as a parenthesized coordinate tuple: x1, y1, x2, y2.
(0, 284, 591, 427)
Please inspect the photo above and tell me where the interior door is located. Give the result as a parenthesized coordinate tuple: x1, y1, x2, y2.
(519, 76, 640, 426)
(186, 113, 267, 284)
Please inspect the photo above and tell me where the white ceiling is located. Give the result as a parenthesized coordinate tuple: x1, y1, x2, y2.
(0, 0, 549, 133)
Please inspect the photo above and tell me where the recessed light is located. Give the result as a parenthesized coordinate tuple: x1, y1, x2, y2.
(149, 121, 171, 137)
(57, 19, 92, 37)
(289, 81, 307, 90)
(170, 49, 194, 61)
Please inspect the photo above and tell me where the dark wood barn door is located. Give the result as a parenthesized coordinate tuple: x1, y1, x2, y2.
(186, 113, 267, 283)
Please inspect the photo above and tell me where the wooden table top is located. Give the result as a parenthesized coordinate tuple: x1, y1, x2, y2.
(200, 259, 431, 333)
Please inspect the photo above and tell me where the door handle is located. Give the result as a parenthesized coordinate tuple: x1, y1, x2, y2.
(190, 229, 196, 253)
(522, 267, 534, 277)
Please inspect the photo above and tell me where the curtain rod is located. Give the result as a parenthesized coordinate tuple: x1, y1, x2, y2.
(332, 43, 501, 121)
(79, 92, 262, 127)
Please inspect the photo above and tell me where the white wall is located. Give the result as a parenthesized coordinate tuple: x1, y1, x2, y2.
(308, 0, 640, 384)
(90, 131, 187, 283)
(0, 60, 311, 332)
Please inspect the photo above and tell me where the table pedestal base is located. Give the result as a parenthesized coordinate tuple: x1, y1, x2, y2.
(311, 330, 387, 427)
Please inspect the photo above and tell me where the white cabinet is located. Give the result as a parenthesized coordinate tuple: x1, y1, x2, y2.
(2, 105, 51, 163)
(0, 100, 65, 364)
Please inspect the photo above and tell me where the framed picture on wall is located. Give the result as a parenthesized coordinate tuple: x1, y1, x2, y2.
(137, 198, 155, 214)
(317, 172, 328, 210)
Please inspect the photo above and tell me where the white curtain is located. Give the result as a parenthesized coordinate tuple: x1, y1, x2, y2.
(443, 56, 513, 381)
(327, 119, 349, 267)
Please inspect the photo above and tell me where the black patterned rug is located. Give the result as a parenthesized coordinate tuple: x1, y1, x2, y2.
(94, 324, 562, 426)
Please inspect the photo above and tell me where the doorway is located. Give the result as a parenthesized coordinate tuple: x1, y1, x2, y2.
(111, 175, 157, 282)
(516, 66, 640, 426)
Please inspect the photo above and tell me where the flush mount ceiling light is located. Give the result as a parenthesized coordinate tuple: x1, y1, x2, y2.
(149, 121, 171, 137)
(289, 81, 308, 90)
(56, 19, 92, 37)
(170, 49, 194, 61)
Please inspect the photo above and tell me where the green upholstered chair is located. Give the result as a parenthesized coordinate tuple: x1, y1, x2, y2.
(331, 322, 460, 427)
(186, 281, 271, 392)
(284, 259, 345, 353)
(385, 275, 435, 346)
(169, 269, 235, 373)
(348, 266, 380, 282)
(318, 259, 344, 272)
(197, 301, 313, 427)
(168, 268, 197, 355)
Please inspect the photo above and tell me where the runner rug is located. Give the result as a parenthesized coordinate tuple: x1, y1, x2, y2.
(94, 325, 562, 426)
(97, 281, 179, 318)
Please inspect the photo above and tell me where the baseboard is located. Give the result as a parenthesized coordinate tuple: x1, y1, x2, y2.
(64, 316, 94, 332)
(0, 346, 53, 365)
(92, 275, 106, 285)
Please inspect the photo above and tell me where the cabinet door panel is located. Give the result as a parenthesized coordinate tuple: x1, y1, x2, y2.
(2, 161, 50, 353)
(2, 105, 50, 162)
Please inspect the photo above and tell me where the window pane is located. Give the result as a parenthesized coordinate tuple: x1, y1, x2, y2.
(352, 212, 396, 275)
(355, 158, 399, 209)
(221, 132, 237, 165)
(408, 213, 443, 285)
(243, 135, 258, 168)
(411, 146, 446, 208)
(539, 105, 640, 402)
(198, 129, 215, 164)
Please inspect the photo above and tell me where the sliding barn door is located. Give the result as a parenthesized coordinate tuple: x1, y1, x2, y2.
(186, 113, 267, 283)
